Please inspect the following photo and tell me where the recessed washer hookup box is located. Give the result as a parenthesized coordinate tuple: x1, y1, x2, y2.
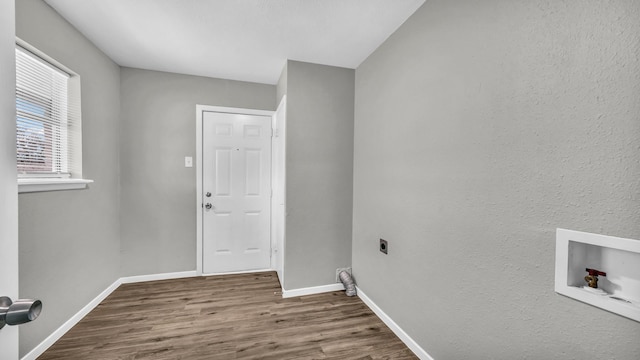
(555, 228, 640, 322)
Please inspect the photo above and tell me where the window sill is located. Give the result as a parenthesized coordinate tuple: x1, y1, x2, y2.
(18, 178, 94, 193)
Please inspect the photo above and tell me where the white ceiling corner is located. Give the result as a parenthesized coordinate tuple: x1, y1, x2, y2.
(44, 0, 425, 84)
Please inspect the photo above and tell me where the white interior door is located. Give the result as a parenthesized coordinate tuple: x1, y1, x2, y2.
(0, 1, 19, 355)
(202, 111, 272, 274)
(0, 167, 18, 359)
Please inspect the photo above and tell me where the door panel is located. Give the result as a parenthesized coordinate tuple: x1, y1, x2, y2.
(215, 149, 232, 195)
(202, 111, 272, 274)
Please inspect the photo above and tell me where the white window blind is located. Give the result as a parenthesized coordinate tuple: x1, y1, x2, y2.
(16, 46, 79, 177)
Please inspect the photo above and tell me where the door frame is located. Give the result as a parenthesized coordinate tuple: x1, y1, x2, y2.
(271, 96, 286, 286)
(196, 105, 276, 275)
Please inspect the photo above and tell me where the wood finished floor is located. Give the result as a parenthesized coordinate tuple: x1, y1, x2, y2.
(38, 272, 417, 359)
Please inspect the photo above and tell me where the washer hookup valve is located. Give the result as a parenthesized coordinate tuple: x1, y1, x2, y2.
(584, 268, 606, 289)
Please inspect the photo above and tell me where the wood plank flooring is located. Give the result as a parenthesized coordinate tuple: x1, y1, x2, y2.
(38, 272, 417, 359)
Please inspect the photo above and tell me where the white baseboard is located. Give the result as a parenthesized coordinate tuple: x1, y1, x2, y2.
(356, 287, 434, 360)
(120, 270, 197, 284)
(21, 271, 197, 360)
(282, 283, 345, 298)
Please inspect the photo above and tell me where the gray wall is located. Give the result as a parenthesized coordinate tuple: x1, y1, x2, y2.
(0, 0, 18, 357)
(353, 1, 640, 359)
(284, 60, 354, 290)
(16, 0, 122, 356)
(119, 67, 275, 276)
(276, 62, 287, 105)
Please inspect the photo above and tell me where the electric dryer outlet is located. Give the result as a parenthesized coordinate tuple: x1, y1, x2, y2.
(380, 239, 388, 254)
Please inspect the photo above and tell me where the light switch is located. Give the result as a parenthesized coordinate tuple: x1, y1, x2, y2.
(185, 156, 193, 168)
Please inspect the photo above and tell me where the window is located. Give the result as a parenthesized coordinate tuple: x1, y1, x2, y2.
(15, 40, 92, 193)
(16, 48, 69, 175)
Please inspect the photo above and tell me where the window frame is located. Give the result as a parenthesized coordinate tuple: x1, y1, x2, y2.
(15, 38, 92, 193)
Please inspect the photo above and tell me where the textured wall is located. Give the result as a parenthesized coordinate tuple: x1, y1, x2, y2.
(16, 0, 122, 356)
(0, 0, 18, 357)
(119, 67, 275, 276)
(353, 0, 640, 359)
(284, 60, 354, 290)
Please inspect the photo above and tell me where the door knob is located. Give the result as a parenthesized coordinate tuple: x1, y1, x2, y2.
(0, 296, 42, 330)
(205, 192, 212, 197)
(205, 203, 212, 210)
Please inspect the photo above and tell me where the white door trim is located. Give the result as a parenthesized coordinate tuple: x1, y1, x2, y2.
(196, 105, 275, 275)
(271, 96, 287, 289)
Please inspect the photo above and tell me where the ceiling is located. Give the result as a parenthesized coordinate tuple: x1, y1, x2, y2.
(44, 0, 425, 84)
